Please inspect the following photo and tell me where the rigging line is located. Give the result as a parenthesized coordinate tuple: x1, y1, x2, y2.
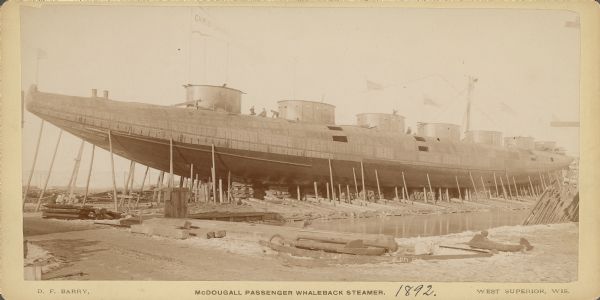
(471, 104, 502, 129)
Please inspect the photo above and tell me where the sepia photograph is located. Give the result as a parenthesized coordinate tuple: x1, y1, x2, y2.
(2, 1, 598, 298)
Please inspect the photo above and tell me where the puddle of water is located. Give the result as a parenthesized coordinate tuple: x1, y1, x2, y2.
(303, 209, 530, 238)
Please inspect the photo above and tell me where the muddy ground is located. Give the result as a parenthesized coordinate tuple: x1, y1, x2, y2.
(23, 211, 577, 282)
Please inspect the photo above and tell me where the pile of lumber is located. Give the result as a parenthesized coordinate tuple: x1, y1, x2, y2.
(523, 176, 579, 225)
(230, 182, 254, 200)
(262, 232, 397, 257)
(265, 186, 290, 200)
(41, 204, 122, 220)
(188, 211, 284, 223)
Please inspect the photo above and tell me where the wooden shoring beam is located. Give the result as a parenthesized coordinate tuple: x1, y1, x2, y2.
(352, 167, 359, 199)
(375, 169, 382, 201)
(512, 176, 519, 199)
(402, 171, 408, 203)
(108, 130, 118, 211)
(67, 140, 85, 203)
(452, 175, 461, 202)
(35, 130, 63, 212)
(426, 173, 434, 202)
(328, 158, 335, 201)
(23, 120, 44, 209)
(493, 172, 499, 198)
(135, 166, 149, 208)
(314, 181, 318, 201)
(528, 176, 536, 198)
(361, 161, 366, 202)
(82, 145, 95, 205)
(211, 144, 217, 203)
(468, 171, 479, 201)
(346, 185, 351, 202)
(505, 173, 513, 199)
(479, 176, 486, 200)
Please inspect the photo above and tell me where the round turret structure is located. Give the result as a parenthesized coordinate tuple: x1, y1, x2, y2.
(184, 84, 243, 114)
(416, 122, 461, 142)
(356, 113, 405, 132)
(277, 100, 335, 124)
(504, 136, 535, 150)
(464, 130, 503, 146)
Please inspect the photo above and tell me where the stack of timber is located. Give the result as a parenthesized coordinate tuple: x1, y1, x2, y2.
(230, 182, 254, 200)
(261, 232, 397, 258)
(265, 186, 290, 200)
(522, 176, 579, 225)
(188, 211, 284, 223)
(41, 204, 122, 220)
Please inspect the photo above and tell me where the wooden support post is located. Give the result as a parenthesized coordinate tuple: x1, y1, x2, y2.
(211, 144, 217, 203)
(445, 188, 449, 202)
(328, 158, 335, 201)
(314, 181, 318, 201)
(82, 145, 95, 205)
(67, 140, 85, 203)
(227, 171, 231, 203)
(527, 176, 537, 197)
(361, 161, 366, 201)
(326, 182, 330, 200)
(479, 176, 487, 199)
(538, 172, 545, 190)
(23, 120, 44, 208)
(469, 172, 479, 201)
(337, 184, 342, 203)
(297, 185, 301, 201)
(402, 171, 408, 203)
(108, 130, 118, 211)
(505, 174, 513, 199)
(135, 166, 149, 208)
(512, 176, 519, 199)
(426, 173, 434, 202)
(401, 186, 406, 201)
(127, 161, 136, 208)
(423, 187, 427, 203)
(157, 171, 164, 204)
(218, 178, 223, 203)
(352, 167, 359, 198)
(395, 186, 399, 201)
(195, 174, 199, 202)
(169, 138, 174, 189)
(438, 187, 442, 202)
(493, 173, 499, 198)
(189, 164, 194, 202)
(346, 185, 351, 202)
(499, 176, 507, 199)
(375, 170, 382, 201)
(455, 176, 462, 201)
(35, 130, 63, 212)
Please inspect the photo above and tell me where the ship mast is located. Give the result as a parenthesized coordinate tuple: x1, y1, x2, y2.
(465, 76, 478, 133)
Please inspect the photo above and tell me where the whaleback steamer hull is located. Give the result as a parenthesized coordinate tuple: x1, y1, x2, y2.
(26, 86, 572, 194)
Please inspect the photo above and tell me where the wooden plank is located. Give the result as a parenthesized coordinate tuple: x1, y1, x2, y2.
(296, 234, 398, 252)
(294, 240, 386, 256)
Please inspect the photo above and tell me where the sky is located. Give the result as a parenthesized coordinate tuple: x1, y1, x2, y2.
(20, 5, 581, 189)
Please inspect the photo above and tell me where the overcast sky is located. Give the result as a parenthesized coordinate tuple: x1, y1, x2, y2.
(20, 5, 580, 189)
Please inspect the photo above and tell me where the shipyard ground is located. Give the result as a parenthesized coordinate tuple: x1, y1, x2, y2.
(24, 211, 577, 282)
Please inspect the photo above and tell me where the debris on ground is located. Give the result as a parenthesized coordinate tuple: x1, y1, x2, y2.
(42, 204, 122, 220)
(466, 230, 533, 253)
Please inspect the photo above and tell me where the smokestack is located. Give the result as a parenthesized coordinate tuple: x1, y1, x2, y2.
(103, 90, 109, 98)
(91, 89, 97, 97)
